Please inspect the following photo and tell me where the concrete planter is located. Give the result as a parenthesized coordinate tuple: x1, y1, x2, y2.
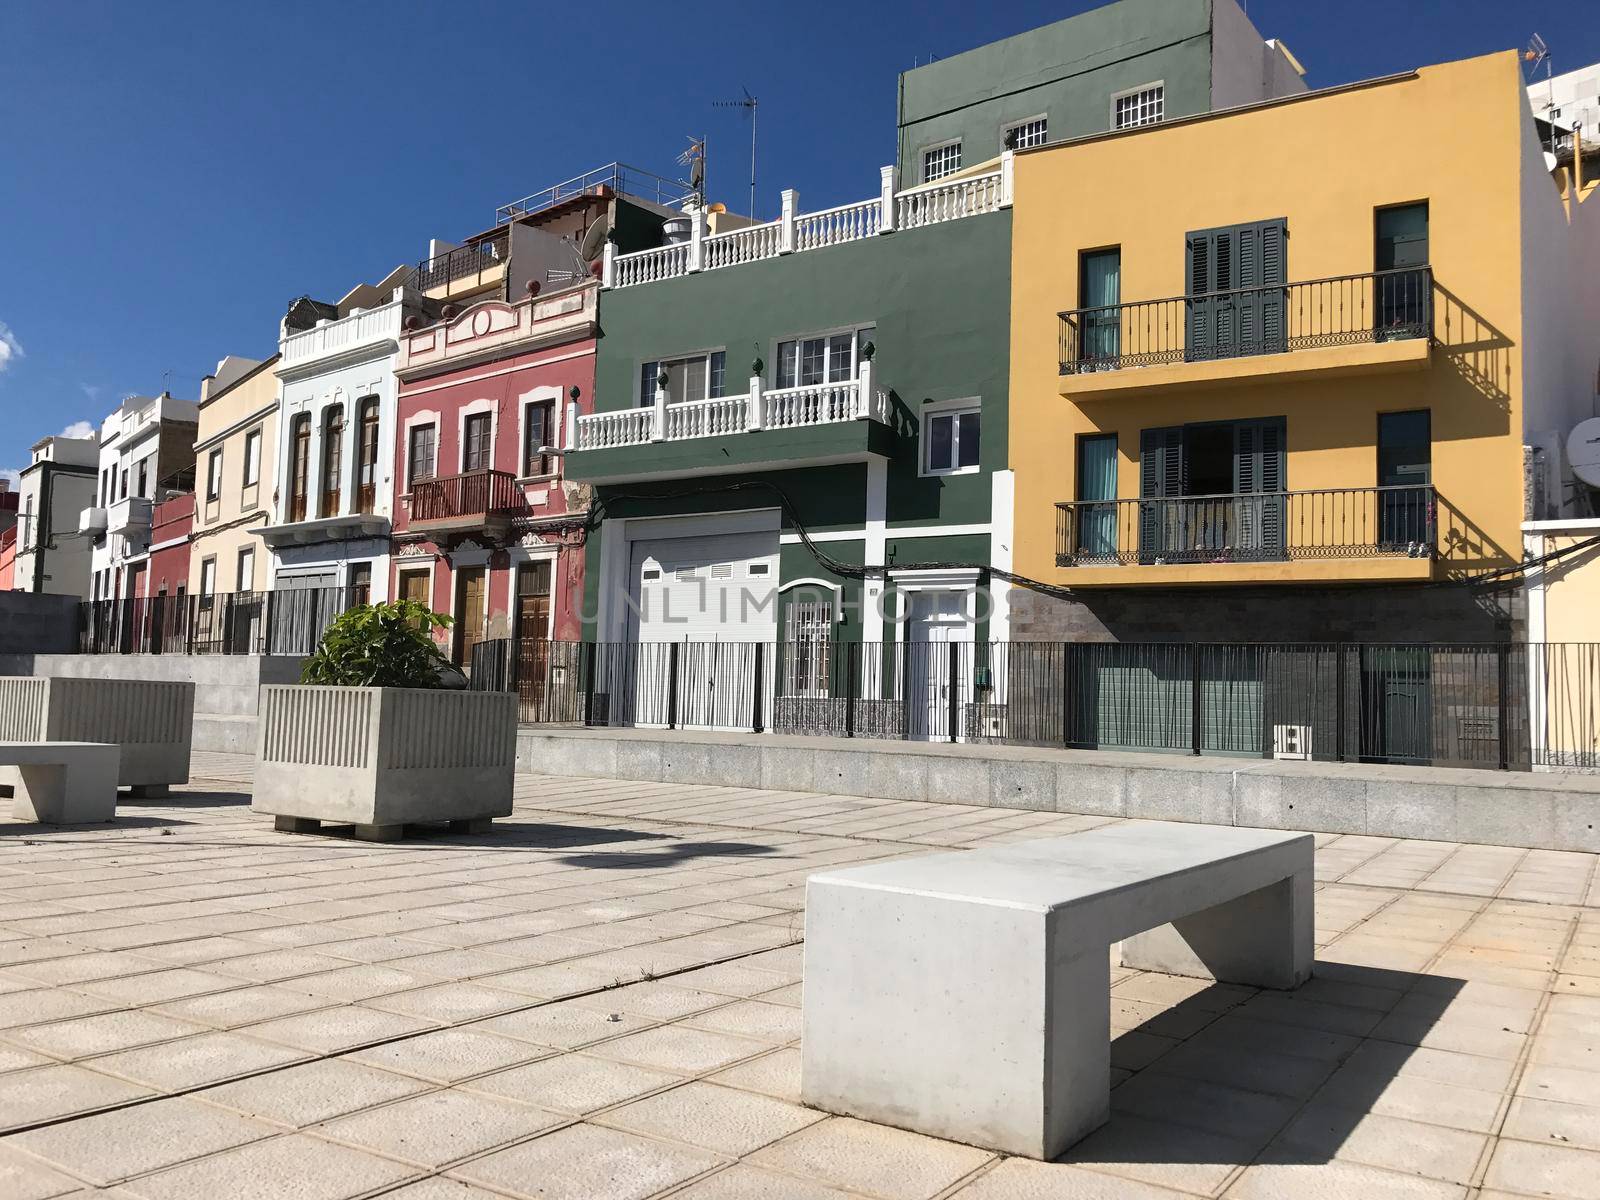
(0, 676, 193, 796)
(253, 685, 516, 839)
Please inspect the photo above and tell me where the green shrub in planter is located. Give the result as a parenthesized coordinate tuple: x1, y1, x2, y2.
(300, 601, 455, 689)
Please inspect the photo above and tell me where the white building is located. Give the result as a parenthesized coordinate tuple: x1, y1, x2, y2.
(13, 435, 99, 596)
(255, 268, 424, 605)
(1528, 62, 1600, 140)
(83, 392, 199, 603)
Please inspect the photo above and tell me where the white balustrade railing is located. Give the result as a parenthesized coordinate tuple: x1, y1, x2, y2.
(606, 158, 1010, 288)
(793, 198, 882, 252)
(703, 220, 782, 270)
(896, 171, 1004, 230)
(663, 395, 748, 441)
(281, 298, 407, 366)
(762, 380, 861, 429)
(574, 407, 653, 450)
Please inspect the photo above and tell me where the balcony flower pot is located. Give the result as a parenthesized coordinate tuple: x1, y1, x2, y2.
(252, 685, 516, 841)
(0, 676, 193, 797)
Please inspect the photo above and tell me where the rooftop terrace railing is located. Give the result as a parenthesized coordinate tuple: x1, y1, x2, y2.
(495, 163, 696, 225)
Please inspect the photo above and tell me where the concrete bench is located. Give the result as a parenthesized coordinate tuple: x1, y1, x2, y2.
(0, 742, 121, 824)
(801, 821, 1313, 1160)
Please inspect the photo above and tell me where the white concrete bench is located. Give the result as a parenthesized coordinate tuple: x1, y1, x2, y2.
(801, 821, 1313, 1160)
(0, 742, 121, 824)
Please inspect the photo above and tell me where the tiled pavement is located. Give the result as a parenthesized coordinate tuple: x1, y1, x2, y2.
(0, 753, 1597, 1199)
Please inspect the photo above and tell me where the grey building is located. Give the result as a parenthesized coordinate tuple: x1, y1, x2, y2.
(896, 0, 1306, 185)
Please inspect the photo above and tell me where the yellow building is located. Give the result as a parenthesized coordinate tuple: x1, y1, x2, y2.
(189, 355, 278, 600)
(1007, 50, 1600, 642)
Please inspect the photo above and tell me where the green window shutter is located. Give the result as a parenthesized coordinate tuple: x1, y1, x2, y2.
(1185, 234, 1215, 361)
(1187, 219, 1286, 360)
(1232, 417, 1286, 558)
(1140, 426, 1184, 561)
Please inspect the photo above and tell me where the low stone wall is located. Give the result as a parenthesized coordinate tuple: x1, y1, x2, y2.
(0, 654, 305, 753)
(516, 726, 1600, 854)
(0, 594, 79, 655)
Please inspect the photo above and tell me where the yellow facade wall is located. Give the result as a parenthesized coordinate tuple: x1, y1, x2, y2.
(188, 363, 278, 596)
(1009, 51, 1533, 587)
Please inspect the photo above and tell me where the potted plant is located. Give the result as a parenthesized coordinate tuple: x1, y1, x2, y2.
(252, 600, 517, 841)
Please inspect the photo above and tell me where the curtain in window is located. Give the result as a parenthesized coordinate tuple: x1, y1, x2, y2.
(1076, 435, 1118, 560)
(1080, 251, 1121, 365)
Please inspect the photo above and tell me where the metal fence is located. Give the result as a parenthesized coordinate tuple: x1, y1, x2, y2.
(470, 638, 1600, 773)
(79, 587, 353, 657)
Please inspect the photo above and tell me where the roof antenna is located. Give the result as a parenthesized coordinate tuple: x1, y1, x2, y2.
(713, 88, 759, 220)
(1524, 34, 1555, 151)
(676, 136, 706, 210)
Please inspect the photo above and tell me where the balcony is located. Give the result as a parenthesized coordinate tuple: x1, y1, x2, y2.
(412, 231, 509, 299)
(408, 469, 529, 538)
(1057, 268, 1433, 399)
(1053, 486, 1437, 585)
(605, 160, 1010, 290)
(280, 297, 408, 371)
(568, 368, 895, 486)
(107, 496, 153, 540)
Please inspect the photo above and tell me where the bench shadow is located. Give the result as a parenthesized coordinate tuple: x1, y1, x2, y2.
(554, 840, 783, 869)
(0, 814, 191, 834)
(1060, 962, 1466, 1169)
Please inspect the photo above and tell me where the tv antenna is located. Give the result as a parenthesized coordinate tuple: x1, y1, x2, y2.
(714, 88, 758, 219)
(676, 136, 706, 209)
(1524, 34, 1557, 154)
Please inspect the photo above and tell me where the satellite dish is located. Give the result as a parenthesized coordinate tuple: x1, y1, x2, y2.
(1545, 150, 1560, 173)
(1569, 418, 1600, 487)
(578, 214, 610, 262)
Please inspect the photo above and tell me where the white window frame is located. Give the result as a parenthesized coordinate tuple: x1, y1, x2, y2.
(235, 546, 255, 593)
(199, 556, 217, 600)
(920, 397, 983, 478)
(769, 324, 875, 391)
(635, 349, 727, 407)
(205, 448, 223, 502)
(395, 559, 437, 611)
(402, 411, 440, 494)
(1002, 113, 1048, 150)
(458, 399, 498, 475)
(1110, 81, 1165, 130)
(515, 385, 564, 482)
(241, 427, 262, 489)
(921, 138, 963, 183)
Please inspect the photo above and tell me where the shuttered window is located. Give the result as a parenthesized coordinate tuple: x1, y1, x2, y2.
(1139, 419, 1286, 563)
(1185, 219, 1287, 362)
(463, 413, 492, 472)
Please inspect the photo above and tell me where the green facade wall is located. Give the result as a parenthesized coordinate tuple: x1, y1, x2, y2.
(896, 0, 1215, 182)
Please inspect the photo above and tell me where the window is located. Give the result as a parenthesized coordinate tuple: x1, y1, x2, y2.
(1378, 410, 1432, 550)
(1185, 219, 1287, 360)
(522, 398, 556, 477)
(136, 457, 148, 498)
(775, 327, 873, 390)
(288, 413, 311, 522)
(407, 423, 436, 491)
(1003, 115, 1048, 150)
(199, 557, 216, 607)
(463, 411, 492, 472)
(320, 405, 344, 518)
(638, 351, 726, 406)
(356, 397, 380, 513)
(242, 428, 261, 488)
(348, 562, 372, 608)
(1112, 83, 1164, 130)
(1074, 435, 1119, 561)
(1138, 418, 1286, 563)
(235, 547, 254, 593)
(205, 449, 223, 502)
(398, 568, 430, 607)
(1375, 202, 1430, 336)
(783, 596, 833, 697)
(1078, 248, 1121, 367)
(923, 402, 981, 475)
(922, 140, 962, 182)
(119, 468, 128, 500)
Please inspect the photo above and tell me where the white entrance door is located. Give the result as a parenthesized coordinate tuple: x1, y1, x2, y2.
(624, 529, 779, 728)
(905, 590, 975, 741)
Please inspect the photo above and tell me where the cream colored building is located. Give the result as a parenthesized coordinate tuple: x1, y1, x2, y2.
(189, 355, 278, 598)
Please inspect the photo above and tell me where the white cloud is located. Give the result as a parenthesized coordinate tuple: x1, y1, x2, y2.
(0, 467, 20, 489)
(0, 321, 20, 373)
(57, 420, 95, 440)
(79, 383, 102, 403)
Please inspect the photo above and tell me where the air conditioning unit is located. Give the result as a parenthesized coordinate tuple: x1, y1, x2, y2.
(78, 507, 107, 536)
(1272, 724, 1312, 760)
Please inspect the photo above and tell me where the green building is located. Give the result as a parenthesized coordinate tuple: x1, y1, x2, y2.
(897, 0, 1305, 185)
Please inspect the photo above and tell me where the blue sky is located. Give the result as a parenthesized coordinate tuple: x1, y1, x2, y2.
(2, 0, 1596, 484)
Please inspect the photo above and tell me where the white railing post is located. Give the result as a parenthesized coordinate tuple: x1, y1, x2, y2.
(779, 190, 798, 254)
(565, 401, 578, 450)
(1000, 150, 1015, 208)
(601, 240, 616, 289)
(879, 166, 898, 233)
(688, 208, 705, 273)
(856, 359, 874, 418)
(651, 382, 668, 442)
(746, 375, 764, 432)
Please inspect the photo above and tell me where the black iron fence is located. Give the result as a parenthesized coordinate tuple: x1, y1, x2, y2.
(412, 231, 509, 292)
(79, 587, 353, 657)
(1055, 486, 1437, 567)
(471, 638, 1600, 773)
(1058, 267, 1433, 374)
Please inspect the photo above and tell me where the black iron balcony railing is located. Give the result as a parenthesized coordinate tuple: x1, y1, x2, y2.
(413, 231, 510, 292)
(1059, 267, 1433, 375)
(1054, 485, 1437, 567)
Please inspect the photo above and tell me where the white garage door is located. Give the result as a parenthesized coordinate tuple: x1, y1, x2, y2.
(627, 530, 779, 643)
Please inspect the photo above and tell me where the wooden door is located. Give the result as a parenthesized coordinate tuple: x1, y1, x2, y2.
(455, 567, 488, 668)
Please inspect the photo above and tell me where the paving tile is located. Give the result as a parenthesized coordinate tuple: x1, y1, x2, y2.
(4, 1095, 274, 1186)
(315, 1087, 563, 1169)
(708, 1046, 802, 1102)
(679, 999, 802, 1043)
(88, 1030, 308, 1091)
(3, 1009, 209, 1060)
(669, 1163, 863, 1199)
(750, 1116, 994, 1200)
(1271, 1106, 1489, 1185)
(239, 1005, 435, 1055)
(150, 982, 333, 1029)
(0, 1063, 154, 1130)
(475, 999, 652, 1049)
(1225, 1160, 1469, 1198)
(452, 1122, 722, 1200)
(463, 1053, 679, 1115)
(1484, 1137, 1600, 1199)
(0, 1146, 83, 1200)
(116, 1131, 416, 1200)
(0, 988, 122, 1029)
(953, 1159, 1190, 1199)
(379, 1180, 512, 1200)
(197, 1058, 431, 1127)
(346, 1027, 548, 1084)
(598, 1080, 823, 1155)
(360, 982, 531, 1024)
